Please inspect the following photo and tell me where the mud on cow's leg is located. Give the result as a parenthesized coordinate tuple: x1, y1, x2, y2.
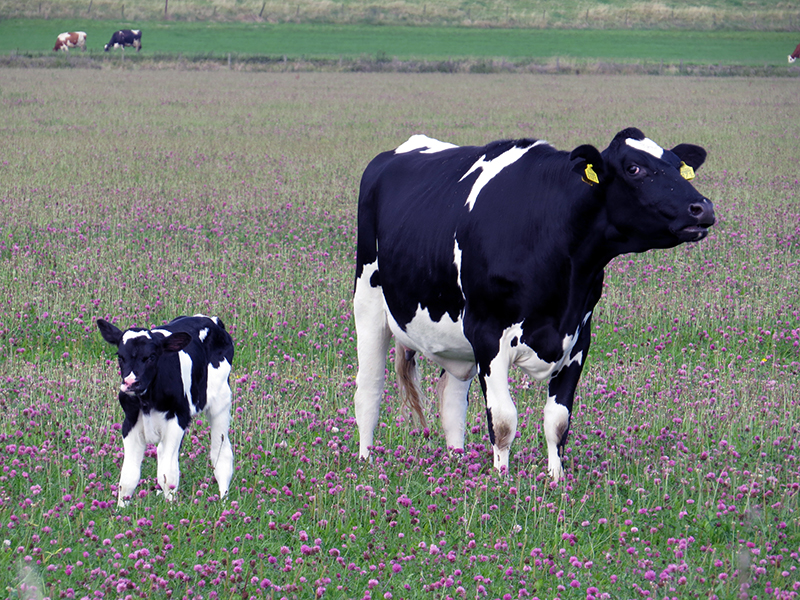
(544, 315, 593, 482)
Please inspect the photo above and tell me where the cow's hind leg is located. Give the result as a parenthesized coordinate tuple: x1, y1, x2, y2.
(353, 264, 392, 460)
(437, 370, 472, 452)
(205, 359, 234, 499)
(156, 418, 186, 502)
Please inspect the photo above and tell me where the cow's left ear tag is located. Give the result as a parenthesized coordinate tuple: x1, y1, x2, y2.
(583, 164, 599, 186)
(680, 162, 695, 181)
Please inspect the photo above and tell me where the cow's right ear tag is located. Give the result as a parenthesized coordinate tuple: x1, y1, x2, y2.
(583, 164, 599, 186)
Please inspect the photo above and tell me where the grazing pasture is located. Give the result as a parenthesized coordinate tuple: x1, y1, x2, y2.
(0, 70, 797, 598)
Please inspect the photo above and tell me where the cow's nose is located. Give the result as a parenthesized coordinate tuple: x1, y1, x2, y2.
(689, 200, 715, 226)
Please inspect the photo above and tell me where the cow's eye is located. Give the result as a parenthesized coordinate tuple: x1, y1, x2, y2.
(626, 165, 641, 176)
(147, 354, 157, 362)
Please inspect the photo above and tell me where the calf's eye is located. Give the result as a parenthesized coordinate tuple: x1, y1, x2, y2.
(627, 165, 641, 176)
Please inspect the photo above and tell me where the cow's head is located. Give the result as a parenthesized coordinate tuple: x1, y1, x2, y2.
(97, 319, 192, 396)
(570, 127, 715, 251)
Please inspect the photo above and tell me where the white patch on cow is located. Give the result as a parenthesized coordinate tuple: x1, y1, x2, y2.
(198, 328, 209, 342)
(626, 137, 664, 159)
(122, 330, 151, 344)
(395, 134, 458, 155)
(453, 238, 463, 294)
(152, 328, 171, 337)
(132, 29, 140, 35)
(460, 141, 548, 211)
(543, 394, 570, 482)
(391, 305, 472, 363)
(178, 350, 194, 411)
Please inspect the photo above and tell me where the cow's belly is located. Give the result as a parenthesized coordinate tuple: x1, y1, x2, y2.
(387, 304, 477, 380)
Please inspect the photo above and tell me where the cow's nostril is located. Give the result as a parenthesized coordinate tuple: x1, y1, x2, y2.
(689, 204, 704, 217)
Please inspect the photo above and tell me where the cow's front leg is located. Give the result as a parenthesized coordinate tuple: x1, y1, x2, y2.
(206, 360, 234, 499)
(118, 419, 146, 507)
(545, 315, 593, 482)
(156, 418, 186, 502)
(476, 361, 517, 473)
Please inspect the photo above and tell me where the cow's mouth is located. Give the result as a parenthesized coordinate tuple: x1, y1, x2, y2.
(675, 224, 710, 242)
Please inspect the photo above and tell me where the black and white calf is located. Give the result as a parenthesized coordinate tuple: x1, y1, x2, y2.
(97, 315, 234, 506)
(354, 128, 715, 480)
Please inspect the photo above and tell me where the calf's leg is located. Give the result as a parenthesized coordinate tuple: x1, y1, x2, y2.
(118, 421, 146, 507)
(206, 358, 234, 498)
(156, 418, 186, 502)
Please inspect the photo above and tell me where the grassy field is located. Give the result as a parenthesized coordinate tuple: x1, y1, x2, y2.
(2, 19, 799, 66)
(0, 70, 798, 598)
(6, 0, 800, 30)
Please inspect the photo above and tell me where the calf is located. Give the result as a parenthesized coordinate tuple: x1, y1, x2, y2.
(53, 31, 87, 52)
(97, 315, 234, 506)
(104, 29, 142, 52)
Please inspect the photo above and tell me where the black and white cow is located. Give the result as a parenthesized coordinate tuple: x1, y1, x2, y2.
(97, 315, 234, 506)
(104, 29, 142, 52)
(353, 127, 715, 480)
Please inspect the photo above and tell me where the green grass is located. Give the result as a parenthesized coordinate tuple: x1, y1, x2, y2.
(2, 19, 799, 65)
(0, 70, 798, 598)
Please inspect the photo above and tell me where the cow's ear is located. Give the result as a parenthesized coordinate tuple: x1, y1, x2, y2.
(162, 332, 192, 353)
(570, 144, 605, 186)
(670, 144, 706, 170)
(97, 319, 123, 346)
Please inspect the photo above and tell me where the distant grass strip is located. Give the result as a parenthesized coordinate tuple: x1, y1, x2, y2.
(2, 20, 798, 65)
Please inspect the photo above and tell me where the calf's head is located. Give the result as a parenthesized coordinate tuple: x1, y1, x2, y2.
(570, 127, 715, 251)
(97, 319, 192, 396)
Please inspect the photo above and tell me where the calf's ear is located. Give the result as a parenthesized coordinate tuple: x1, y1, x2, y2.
(569, 144, 605, 185)
(97, 319, 123, 346)
(670, 144, 706, 170)
(163, 332, 192, 353)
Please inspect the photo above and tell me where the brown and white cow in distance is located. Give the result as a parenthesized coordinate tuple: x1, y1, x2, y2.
(789, 43, 800, 64)
(53, 31, 87, 52)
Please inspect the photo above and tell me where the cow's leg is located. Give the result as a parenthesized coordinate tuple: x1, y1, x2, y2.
(544, 315, 593, 482)
(437, 370, 472, 451)
(118, 419, 146, 507)
(156, 417, 186, 502)
(353, 264, 392, 460)
(205, 359, 234, 499)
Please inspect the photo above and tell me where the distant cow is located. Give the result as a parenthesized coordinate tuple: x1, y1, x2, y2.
(104, 29, 142, 52)
(97, 315, 234, 506)
(789, 43, 800, 63)
(353, 128, 715, 480)
(53, 31, 87, 52)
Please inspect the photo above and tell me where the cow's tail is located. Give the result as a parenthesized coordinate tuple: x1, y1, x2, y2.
(395, 343, 427, 429)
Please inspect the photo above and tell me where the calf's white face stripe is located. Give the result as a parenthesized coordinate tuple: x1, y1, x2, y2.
(460, 141, 548, 211)
(625, 137, 664, 159)
(395, 134, 458, 155)
(122, 330, 151, 344)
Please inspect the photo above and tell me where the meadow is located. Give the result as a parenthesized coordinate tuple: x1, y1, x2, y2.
(0, 69, 798, 599)
(2, 19, 799, 69)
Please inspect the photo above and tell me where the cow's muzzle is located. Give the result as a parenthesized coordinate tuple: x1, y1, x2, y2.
(677, 198, 715, 241)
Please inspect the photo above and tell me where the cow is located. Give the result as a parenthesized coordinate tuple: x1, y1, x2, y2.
(353, 127, 715, 481)
(97, 315, 234, 506)
(104, 29, 142, 52)
(53, 31, 87, 52)
(789, 42, 800, 63)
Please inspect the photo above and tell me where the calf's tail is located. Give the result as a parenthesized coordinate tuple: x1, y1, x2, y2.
(394, 343, 427, 429)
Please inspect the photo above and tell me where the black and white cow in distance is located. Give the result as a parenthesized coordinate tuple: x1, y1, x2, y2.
(104, 29, 142, 52)
(97, 315, 234, 506)
(354, 128, 715, 480)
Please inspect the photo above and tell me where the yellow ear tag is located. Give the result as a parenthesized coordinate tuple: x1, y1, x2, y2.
(583, 164, 599, 185)
(680, 162, 695, 181)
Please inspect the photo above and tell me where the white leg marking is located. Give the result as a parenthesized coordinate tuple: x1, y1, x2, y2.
(482, 363, 517, 473)
(354, 261, 393, 460)
(156, 418, 185, 502)
(543, 394, 570, 482)
(438, 372, 471, 451)
(118, 420, 146, 507)
(206, 358, 234, 498)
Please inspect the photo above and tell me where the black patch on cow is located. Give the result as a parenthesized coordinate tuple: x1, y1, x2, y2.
(510, 336, 518, 347)
(485, 407, 495, 444)
(370, 269, 380, 288)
